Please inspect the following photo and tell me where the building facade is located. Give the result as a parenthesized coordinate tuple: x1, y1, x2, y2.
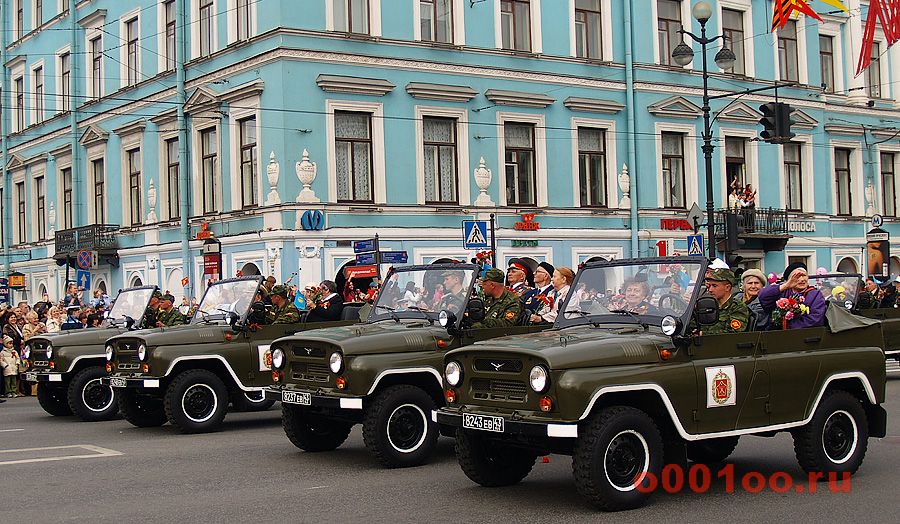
(1, 0, 898, 302)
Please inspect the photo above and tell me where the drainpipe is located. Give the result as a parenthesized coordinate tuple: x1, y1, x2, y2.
(177, 0, 193, 299)
(624, 0, 639, 257)
(70, 0, 80, 226)
(1, 0, 9, 271)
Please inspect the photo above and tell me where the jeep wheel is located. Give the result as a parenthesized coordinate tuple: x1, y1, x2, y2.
(686, 436, 740, 464)
(118, 390, 167, 427)
(231, 389, 276, 412)
(37, 384, 72, 416)
(164, 370, 229, 434)
(67, 367, 118, 422)
(573, 406, 663, 511)
(792, 390, 869, 476)
(456, 430, 537, 487)
(282, 403, 352, 451)
(363, 385, 438, 468)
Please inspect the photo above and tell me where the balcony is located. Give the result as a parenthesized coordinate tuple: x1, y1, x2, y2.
(54, 224, 120, 259)
(714, 208, 791, 252)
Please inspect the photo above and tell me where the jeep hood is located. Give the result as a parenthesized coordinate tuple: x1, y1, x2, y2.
(457, 326, 665, 369)
(280, 321, 444, 356)
(31, 327, 126, 349)
(109, 324, 224, 346)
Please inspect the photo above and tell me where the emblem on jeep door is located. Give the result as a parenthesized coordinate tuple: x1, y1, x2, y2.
(491, 362, 504, 371)
(705, 365, 736, 407)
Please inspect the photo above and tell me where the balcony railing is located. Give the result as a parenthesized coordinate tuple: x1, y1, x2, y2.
(714, 208, 790, 237)
(54, 224, 119, 255)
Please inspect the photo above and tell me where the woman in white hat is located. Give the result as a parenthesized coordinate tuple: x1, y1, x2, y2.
(741, 268, 769, 331)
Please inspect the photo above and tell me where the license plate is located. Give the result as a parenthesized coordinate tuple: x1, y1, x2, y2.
(463, 413, 505, 433)
(282, 390, 311, 405)
(25, 372, 37, 381)
(110, 377, 127, 388)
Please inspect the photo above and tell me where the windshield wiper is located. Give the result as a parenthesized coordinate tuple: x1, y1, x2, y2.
(374, 304, 400, 323)
(406, 306, 435, 324)
(608, 309, 648, 328)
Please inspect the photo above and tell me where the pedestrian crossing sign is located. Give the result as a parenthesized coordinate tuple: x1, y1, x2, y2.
(687, 235, 704, 257)
(463, 220, 489, 249)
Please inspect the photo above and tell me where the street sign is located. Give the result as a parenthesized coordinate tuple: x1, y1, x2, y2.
(380, 251, 408, 264)
(345, 265, 379, 279)
(353, 239, 377, 254)
(76, 250, 98, 270)
(867, 230, 890, 242)
(872, 214, 884, 228)
(76, 269, 91, 291)
(181, 277, 189, 287)
(0, 278, 8, 304)
(687, 203, 705, 233)
(463, 220, 489, 249)
(687, 235, 704, 256)
(355, 252, 377, 265)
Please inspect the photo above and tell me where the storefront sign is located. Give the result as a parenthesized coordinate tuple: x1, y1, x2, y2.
(788, 221, 816, 232)
(514, 214, 540, 231)
(511, 240, 538, 247)
(7, 272, 26, 289)
(196, 222, 214, 239)
(867, 227, 890, 276)
(203, 254, 221, 276)
(660, 219, 693, 231)
(345, 265, 379, 279)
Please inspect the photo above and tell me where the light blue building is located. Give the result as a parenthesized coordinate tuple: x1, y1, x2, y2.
(1, 0, 898, 303)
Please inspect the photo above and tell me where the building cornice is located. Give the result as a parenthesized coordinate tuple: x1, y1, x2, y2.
(405, 82, 478, 102)
(563, 97, 625, 114)
(316, 74, 395, 96)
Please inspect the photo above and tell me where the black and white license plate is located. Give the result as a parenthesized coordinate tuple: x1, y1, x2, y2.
(282, 390, 311, 405)
(110, 377, 127, 388)
(463, 413, 505, 433)
(25, 372, 37, 381)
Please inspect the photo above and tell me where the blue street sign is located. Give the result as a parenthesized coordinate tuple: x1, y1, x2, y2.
(463, 220, 489, 249)
(0, 278, 8, 304)
(687, 235, 704, 257)
(355, 253, 377, 265)
(76, 269, 92, 290)
(353, 239, 376, 253)
(380, 251, 408, 264)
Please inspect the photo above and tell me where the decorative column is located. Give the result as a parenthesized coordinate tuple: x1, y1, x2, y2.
(48, 202, 56, 239)
(618, 164, 632, 208)
(473, 157, 495, 207)
(846, 0, 868, 105)
(296, 149, 320, 203)
(266, 151, 281, 205)
(147, 180, 158, 223)
(865, 181, 877, 217)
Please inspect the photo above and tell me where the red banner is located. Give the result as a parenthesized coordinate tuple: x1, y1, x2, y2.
(345, 265, 378, 279)
(203, 254, 221, 276)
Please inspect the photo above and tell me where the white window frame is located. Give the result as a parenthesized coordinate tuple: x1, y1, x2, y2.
(414, 105, 470, 205)
(494, 0, 543, 53)
(326, 0, 383, 36)
(192, 0, 219, 59)
(158, 124, 180, 222)
(497, 111, 548, 208)
(716, 0, 754, 77)
(12, 170, 27, 244)
(10, 59, 26, 132)
(570, 116, 617, 208)
(819, 20, 845, 97)
(876, 143, 900, 215)
(227, 0, 257, 43)
(30, 60, 46, 125)
(228, 96, 262, 210)
(86, 32, 104, 100)
(654, 121, 698, 208)
(120, 10, 141, 88)
(55, 150, 73, 230)
(120, 131, 144, 227)
(784, 249, 817, 272)
(832, 249, 862, 273)
(32, 0, 43, 29)
(86, 144, 107, 225)
(830, 140, 865, 217)
(568, 0, 612, 60)
(413, 0, 465, 44)
(158, 0, 177, 72)
(13, 0, 23, 40)
(31, 165, 47, 241)
(775, 135, 815, 213)
(774, 18, 808, 85)
(865, 38, 890, 99)
(718, 129, 758, 207)
(193, 122, 222, 215)
(651, 0, 691, 65)
(325, 99, 387, 204)
(56, 45, 72, 113)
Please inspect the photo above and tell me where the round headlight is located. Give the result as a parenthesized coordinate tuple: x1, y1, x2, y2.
(445, 361, 462, 387)
(661, 315, 678, 336)
(272, 348, 285, 370)
(439, 310, 450, 327)
(529, 365, 549, 393)
(23, 345, 31, 360)
(105, 345, 114, 362)
(46, 344, 53, 359)
(329, 352, 344, 374)
(137, 344, 147, 361)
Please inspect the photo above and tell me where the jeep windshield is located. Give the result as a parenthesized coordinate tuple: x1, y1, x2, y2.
(191, 278, 260, 325)
(370, 265, 476, 323)
(809, 273, 863, 310)
(105, 287, 154, 327)
(559, 258, 704, 328)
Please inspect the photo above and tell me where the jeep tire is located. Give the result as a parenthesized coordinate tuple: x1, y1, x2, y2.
(164, 369, 229, 434)
(282, 403, 353, 451)
(573, 406, 663, 512)
(231, 389, 276, 412)
(118, 389, 167, 427)
(67, 367, 118, 422)
(456, 429, 537, 487)
(792, 390, 869, 476)
(363, 385, 439, 468)
(686, 436, 740, 464)
(37, 383, 73, 416)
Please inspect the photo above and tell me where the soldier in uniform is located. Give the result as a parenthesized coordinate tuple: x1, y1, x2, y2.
(506, 259, 532, 298)
(697, 268, 751, 335)
(142, 290, 162, 329)
(267, 285, 302, 324)
(155, 293, 186, 327)
(437, 270, 468, 314)
(472, 268, 524, 328)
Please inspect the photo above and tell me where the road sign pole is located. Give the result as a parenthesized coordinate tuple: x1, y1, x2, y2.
(490, 213, 497, 267)
(374, 233, 381, 283)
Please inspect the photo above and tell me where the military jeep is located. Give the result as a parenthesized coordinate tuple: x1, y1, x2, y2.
(437, 257, 887, 511)
(102, 276, 356, 433)
(21, 286, 157, 421)
(265, 263, 548, 468)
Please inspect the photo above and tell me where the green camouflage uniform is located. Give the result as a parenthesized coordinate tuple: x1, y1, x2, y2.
(473, 288, 523, 328)
(697, 268, 751, 335)
(156, 306, 186, 327)
(268, 302, 301, 324)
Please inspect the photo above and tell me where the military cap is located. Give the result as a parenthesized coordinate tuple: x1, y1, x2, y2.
(152, 290, 163, 299)
(706, 268, 737, 285)
(507, 258, 529, 273)
(271, 284, 289, 297)
(441, 269, 464, 279)
(162, 293, 176, 303)
(482, 268, 505, 284)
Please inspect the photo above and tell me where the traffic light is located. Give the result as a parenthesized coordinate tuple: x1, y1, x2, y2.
(725, 213, 746, 252)
(759, 102, 778, 143)
(777, 103, 796, 143)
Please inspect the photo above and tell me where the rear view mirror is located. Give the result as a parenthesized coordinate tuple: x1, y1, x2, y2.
(466, 298, 486, 323)
(694, 296, 720, 326)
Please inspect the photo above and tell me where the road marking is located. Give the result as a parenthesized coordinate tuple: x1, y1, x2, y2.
(0, 445, 122, 466)
(0, 429, 25, 433)
(306, 486, 329, 490)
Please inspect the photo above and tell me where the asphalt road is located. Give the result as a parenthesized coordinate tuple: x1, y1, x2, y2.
(3, 373, 900, 523)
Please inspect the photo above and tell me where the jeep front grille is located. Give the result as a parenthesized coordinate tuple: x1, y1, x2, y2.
(291, 363, 330, 383)
(470, 378, 527, 403)
(473, 358, 523, 373)
(291, 346, 325, 358)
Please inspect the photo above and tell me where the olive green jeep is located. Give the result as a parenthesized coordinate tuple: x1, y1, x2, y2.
(437, 257, 887, 511)
(265, 263, 548, 468)
(102, 276, 357, 433)
(21, 286, 157, 421)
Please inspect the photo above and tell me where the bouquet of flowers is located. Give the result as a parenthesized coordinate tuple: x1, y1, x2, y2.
(771, 294, 810, 330)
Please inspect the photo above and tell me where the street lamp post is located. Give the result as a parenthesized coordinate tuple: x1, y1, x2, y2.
(671, 1, 735, 259)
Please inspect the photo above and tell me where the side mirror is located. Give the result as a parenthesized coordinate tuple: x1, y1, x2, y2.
(694, 296, 720, 326)
(465, 298, 486, 323)
(124, 316, 135, 330)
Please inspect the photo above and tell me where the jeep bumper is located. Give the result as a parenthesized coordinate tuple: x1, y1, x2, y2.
(20, 372, 64, 383)
(435, 409, 578, 438)
(265, 387, 363, 410)
(101, 376, 162, 389)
